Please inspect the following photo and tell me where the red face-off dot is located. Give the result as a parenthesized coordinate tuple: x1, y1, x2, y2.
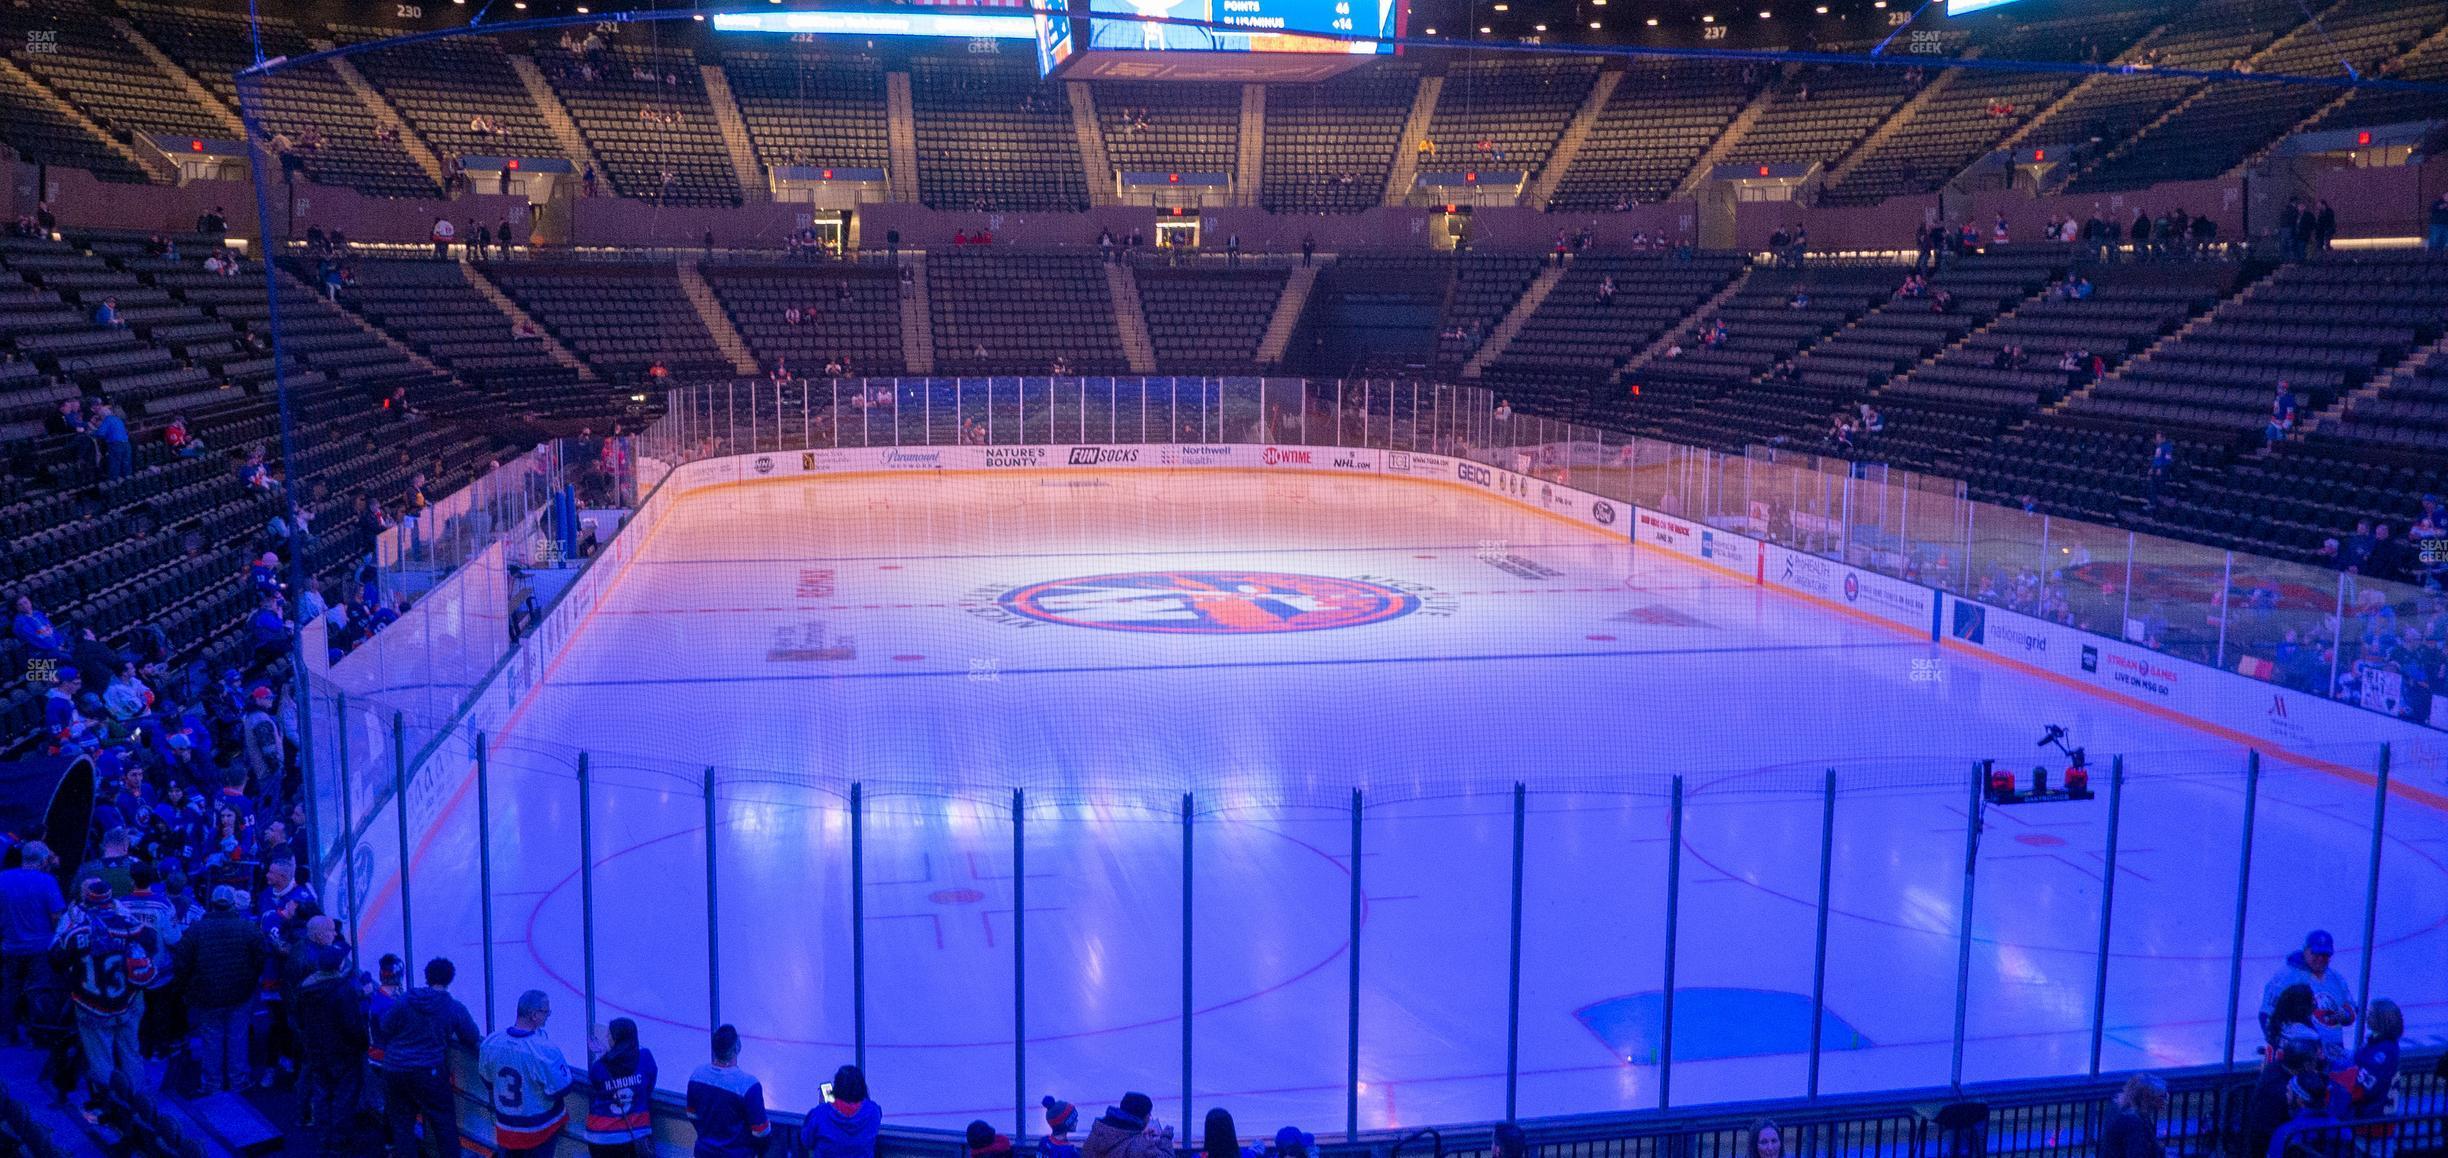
(929, 888, 985, 905)
(2014, 833, 2068, 847)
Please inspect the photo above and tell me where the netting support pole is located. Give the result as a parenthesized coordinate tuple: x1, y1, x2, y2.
(850, 781, 865, 1071)
(1346, 789, 1362, 1143)
(335, 692, 358, 932)
(2354, 744, 2390, 1052)
(475, 733, 497, 1033)
(1659, 774, 1685, 1109)
(1182, 793, 1195, 1135)
(2087, 755, 2125, 1077)
(391, 712, 414, 970)
(1013, 788, 1028, 1142)
(1505, 782, 1525, 1121)
(578, 751, 598, 1039)
(1949, 762, 1982, 1090)
(706, 767, 722, 1034)
(2223, 750, 2262, 1069)
(1807, 768, 1836, 1099)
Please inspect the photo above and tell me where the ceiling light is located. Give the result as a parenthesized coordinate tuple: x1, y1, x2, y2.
(1593, 1, 1606, 6)
(1479, 25, 1491, 32)
(1814, 4, 1827, 10)
(1760, 9, 1772, 16)
(1534, 22, 1547, 29)
(1589, 19, 1602, 26)
(1424, 25, 1436, 32)
(1644, 16, 1658, 24)
(1701, 13, 1715, 21)
(574, 4, 587, 10)
(692, 11, 705, 18)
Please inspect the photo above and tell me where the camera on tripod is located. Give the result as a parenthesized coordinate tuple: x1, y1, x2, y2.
(1983, 725, 2095, 805)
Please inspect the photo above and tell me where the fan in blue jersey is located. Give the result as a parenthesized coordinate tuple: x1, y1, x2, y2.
(686, 1024, 771, 1158)
(584, 1017, 658, 1155)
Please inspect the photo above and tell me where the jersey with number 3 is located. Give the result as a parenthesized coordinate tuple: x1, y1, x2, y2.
(478, 1026, 571, 1150)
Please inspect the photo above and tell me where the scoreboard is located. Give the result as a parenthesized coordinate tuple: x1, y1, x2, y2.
(1038, 0, 1402, 80)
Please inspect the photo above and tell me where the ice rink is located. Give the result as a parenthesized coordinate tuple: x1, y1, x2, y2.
(380, 469, 2446, 1133)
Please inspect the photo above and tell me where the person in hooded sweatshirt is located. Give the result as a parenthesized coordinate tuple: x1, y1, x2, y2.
(2259, 930, 2357, 1066)
(1085, 1092, 1174, 1158)
(802, 1063, 882, 1158)
(375, 957, 481, 1158)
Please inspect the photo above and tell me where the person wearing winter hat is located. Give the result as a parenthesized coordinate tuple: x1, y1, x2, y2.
(1086, 1093, 1173, 1158)
(1041, 1097, 1084, 1158)
(970, 1120, 1015, 1158)
(2259, 929, 2357, 1065)
(52, 877, 159, 1105)
(801, 1063, 882, 1158)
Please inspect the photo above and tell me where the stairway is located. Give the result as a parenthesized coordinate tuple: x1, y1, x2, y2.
(1524, 69, 1622, 210)
(885, 72, 921, 204)
(1462, 264, 1565, 378)
(315, 44, 449, 191)
(2042, 268, 2274, 415)
(1616, 264, 1753, 382)
(1236, 84, 1267, 206)
(1104, 262, 1157, 373)
(2058, 0, 2344, 192)
(288, 266, 451, 381)
(510, 54, 604, 187)
(1675, 68, 1783, 199)
(1823, 49, 1979, 195)
(461, 262, 600, 381)
(1069, 81, 1117, 206)
(0, 58, 170, 182)
(110, 15, 243, 136)
(1991, 21, 2172, 159)
(699, 65, 768, 202)
(899, 255, 935, 374)
(2235, 18, 2448, 178)
(2298, 332, 2448, 439)
(671, 258, 760, 376)
(1254, 262, 1321, 365)
(1381, 75, 1443, 206)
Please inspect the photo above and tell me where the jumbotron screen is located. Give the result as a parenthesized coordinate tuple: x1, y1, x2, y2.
(1085, 0, 1398, 53)
(1039, 0, 1402, 79)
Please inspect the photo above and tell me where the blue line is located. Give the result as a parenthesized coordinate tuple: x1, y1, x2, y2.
(634, 542, 1606, 566)
(539, 639, 1920, 689)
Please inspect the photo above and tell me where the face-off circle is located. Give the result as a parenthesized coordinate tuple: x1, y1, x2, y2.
(996, 571, 1421, 634)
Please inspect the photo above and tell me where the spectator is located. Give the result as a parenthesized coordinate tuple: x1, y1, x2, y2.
(12, 593, 69, 666)
(92, 403, 130, 479)
(481, 988, 574, 1154)
(2339, 997, 2403, 1121)
(686, 1024, 772, 1158)
(1041, 1098, 1084, 1158)
(1085, 1092, 1172, 1158)
(2429, 194, 2448, 253)
(2145, 432, 2173, 505)
(72, 827, 139, 899)
(500, 219, 516, 259)
(1271, 1128, 1311, 1158)
(804, 1062, 882, 1158)
(2260, 930, 2355, 1065)
(294, 934, 367, 1152)
(53, 877, 159, 1109)
(0, 842, 65, 1044)
(2096, 1074, 2166, 1158)
(174, 884, 262, 1092)
(431, 216, 456, 260)
(584, 1016, 657, 1157)
(1493, 1123, 1528, 1158)
(2248, 1032, 2333, 1158)
(1201, 1108, 1239, 1158)
(971, 1120, 1016, 1158)
(376, 956, 481, 1158)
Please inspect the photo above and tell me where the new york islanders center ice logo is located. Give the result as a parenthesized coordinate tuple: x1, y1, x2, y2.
(997, 571, 1419, 634)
